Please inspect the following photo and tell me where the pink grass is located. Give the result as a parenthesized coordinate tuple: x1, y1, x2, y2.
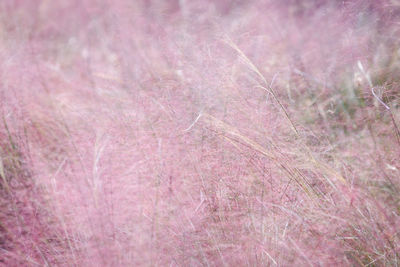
(1, 0, 400, 266)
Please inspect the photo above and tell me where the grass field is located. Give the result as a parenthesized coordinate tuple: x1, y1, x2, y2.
(1, 1, 400, 266)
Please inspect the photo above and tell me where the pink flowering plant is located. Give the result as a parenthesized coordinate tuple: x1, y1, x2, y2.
(1, 1, 399, 266)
